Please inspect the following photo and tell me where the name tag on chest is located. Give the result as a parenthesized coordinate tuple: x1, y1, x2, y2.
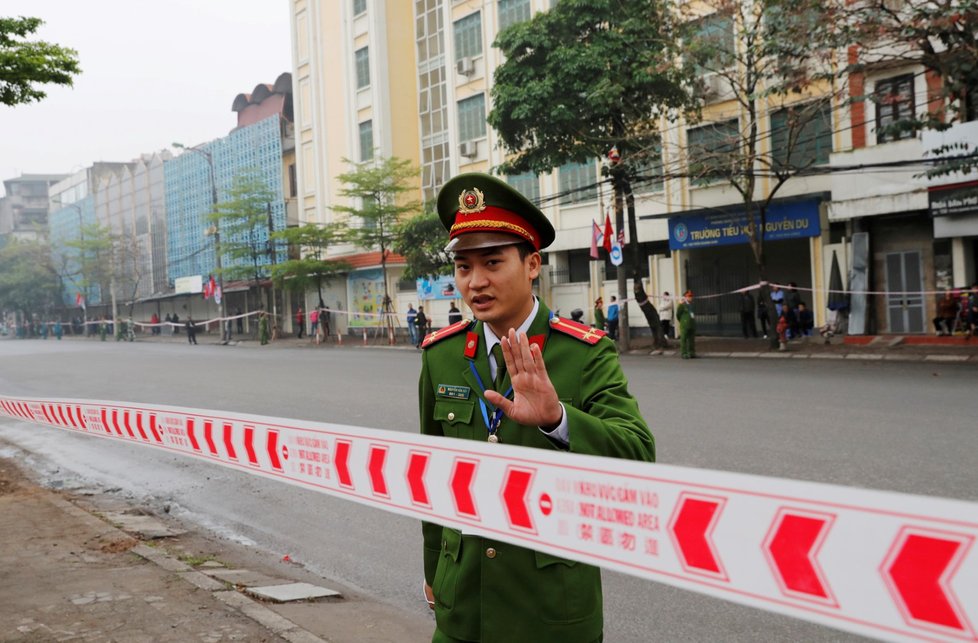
(436, 384, 471, 400)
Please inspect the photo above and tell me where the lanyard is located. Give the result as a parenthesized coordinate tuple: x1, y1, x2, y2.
(467, 361, 511, 441)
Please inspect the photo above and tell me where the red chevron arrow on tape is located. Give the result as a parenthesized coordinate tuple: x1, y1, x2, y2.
(450, 458, 479, 519)
(881, 527, 974, 636)
(501, 467, 535, 532)
(267, 429, 283, 472)
(668, 493, 727, 580)
(406, 451, 430, 507)
(334, 439, 353, 489)
(367, 445, 388, 497)
(221, 422, 236, 460)
(763, 509, 836, 605)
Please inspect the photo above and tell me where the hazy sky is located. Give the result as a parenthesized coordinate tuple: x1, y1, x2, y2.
(1, 0, 292, 183)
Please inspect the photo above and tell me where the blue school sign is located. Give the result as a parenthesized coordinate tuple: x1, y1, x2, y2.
(668, 199, 821, 251)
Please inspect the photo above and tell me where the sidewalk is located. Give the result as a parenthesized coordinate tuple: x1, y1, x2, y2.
(77, 328, 978, 363)
(0, 455, 432, 642)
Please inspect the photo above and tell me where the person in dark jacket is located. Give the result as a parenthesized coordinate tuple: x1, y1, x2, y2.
(185, 317, 197, 345)
(740, 290, 757, 338)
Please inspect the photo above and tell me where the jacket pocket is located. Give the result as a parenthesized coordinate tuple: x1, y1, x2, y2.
(432, 528, 462, 610)
(533, 550, 600, 624)
(433, 400, 475, 437)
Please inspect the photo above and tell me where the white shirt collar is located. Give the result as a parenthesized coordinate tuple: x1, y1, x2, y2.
(483, 298, 539, 375)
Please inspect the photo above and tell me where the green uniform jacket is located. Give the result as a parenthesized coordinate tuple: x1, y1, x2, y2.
(420, 302, 654, 643)
(676, 301, 695, 332)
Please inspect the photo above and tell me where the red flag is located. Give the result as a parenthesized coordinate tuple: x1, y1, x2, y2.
(590, 220, 601, 259)
(618, 226, 625, 247)
(603, 214, 613, 253)
(75, 292, 86, 310)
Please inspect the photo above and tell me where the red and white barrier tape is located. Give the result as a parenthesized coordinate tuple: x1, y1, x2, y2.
(0, 395, 975, 641)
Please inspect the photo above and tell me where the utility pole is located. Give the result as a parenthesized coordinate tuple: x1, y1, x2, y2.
(266, 202, 278, 327)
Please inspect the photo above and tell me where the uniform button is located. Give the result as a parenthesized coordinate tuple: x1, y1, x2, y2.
(485, 547, 496, 559)
(447, 412, 455, 421)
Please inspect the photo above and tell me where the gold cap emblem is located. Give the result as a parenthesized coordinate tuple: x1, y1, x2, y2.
(458, 188, 486, 214)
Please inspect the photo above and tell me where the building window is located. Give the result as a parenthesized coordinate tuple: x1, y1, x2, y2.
(457, 94, 486, 142)
(353, 0, 366, 16)
(558, 161, 597, 205)
(692, 12, 735, 73)
(498, 0, 531, 32)
(454, 12, 482, 62)
(355, 47, 370, 90)
(770, 101, 833, 168)
(288, 163, 297, 197)
(359, 121, 374, 161)
(687, 119, 740, 186)
(875, 74, 915, 143)
(506, 171, 540, 203)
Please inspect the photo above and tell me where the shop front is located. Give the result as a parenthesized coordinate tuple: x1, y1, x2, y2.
(664, 197, 823, 336)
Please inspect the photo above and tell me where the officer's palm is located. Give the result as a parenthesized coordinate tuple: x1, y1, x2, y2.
(484, 331, 562, 429)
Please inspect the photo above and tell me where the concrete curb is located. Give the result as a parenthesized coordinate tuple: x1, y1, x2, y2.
(55, 497, 328, 643)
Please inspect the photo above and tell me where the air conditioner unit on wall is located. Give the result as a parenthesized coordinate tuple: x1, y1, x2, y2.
(456, 57, 476, 77)
(703, 74, 725, 99)
(459, 140, 477, 158)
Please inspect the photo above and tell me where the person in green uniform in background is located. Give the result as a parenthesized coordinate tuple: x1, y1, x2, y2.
(419, 173, 654, 643)
(258, 310, 270, 345)
(676, 290, 697, 359)
(593, 296, 606, 330)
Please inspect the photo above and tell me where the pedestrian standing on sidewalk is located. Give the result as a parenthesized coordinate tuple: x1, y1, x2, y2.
(606, 295, 620, 340)
(593, 296, 606, 330)
(414, 306, 428, 348)
(406, 304, 418, 346)
(295, 307, 305, 339)
(419, 172, 653, 642)
(186, 317, 198, 345)
(310, 307, 320, 344)
(740, 290, 757, 338)
(660, 291, 674, 339)
(676, 290, 697, 359)
(321, 305, 331, 340)
(447, 302, 462, 326)
(757, 298, 770, 338)
(258, 310, 270, 345)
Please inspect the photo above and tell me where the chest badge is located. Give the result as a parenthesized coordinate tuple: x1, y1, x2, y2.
(436, 384, 471, 400)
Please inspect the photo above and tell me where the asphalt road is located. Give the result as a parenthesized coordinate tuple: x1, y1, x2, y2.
(1, 337, 975, 641)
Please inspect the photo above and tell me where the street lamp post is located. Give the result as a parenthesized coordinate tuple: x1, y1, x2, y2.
(173, 142, 228, 344)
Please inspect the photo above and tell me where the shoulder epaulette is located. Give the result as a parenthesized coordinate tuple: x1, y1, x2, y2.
(420, 319, 473, 349)
(548, 316, 606, 345)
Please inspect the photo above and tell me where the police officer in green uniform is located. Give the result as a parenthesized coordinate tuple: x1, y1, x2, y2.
(419, 173, 654, 643)
(676, 290, 696, 359)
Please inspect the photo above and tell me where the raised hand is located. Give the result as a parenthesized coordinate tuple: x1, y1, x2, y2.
(484, 329, 562, 429)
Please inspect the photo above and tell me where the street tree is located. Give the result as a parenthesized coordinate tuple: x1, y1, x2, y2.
(393, 203, 454, 281)
(839, 0, 978, 175)
(208, 171, 279, 311)
(333, 157, 421, 339)
(0, 237, 61, 324)
(270, 223, 349, 307)
(488, 0, 693, 350)
(65, 222, 117, 319)
(677, 0, 843, 338)
(0, 16, 80, 106)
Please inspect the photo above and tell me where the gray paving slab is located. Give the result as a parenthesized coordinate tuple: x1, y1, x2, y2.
(809, 353, 846, 360)
(245, 582, 342, 603)
(103, 511, 187, 538)
(204, 568, 292, 587)
(758, 352, 793, 358)
(845, 353, 884, 360)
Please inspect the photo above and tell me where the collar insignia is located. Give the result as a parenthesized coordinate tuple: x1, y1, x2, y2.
(458, 188, 486, 214)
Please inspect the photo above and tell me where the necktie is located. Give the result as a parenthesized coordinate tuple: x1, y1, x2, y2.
(491, 343, 507, 391)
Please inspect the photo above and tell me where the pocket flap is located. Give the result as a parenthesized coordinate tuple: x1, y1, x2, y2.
(534, 550, 577, 569)
(434, 400, 474, 425)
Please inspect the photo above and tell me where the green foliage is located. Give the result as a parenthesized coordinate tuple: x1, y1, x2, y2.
(393, 203, 453, 281)
(488, 0, 693, 176)
(209, 171, 277, 283)
(0, 16, 81, 106)
(0, 237, 61, 314)
(333, 157, 421, 306)
(270, 223, 349, 303)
